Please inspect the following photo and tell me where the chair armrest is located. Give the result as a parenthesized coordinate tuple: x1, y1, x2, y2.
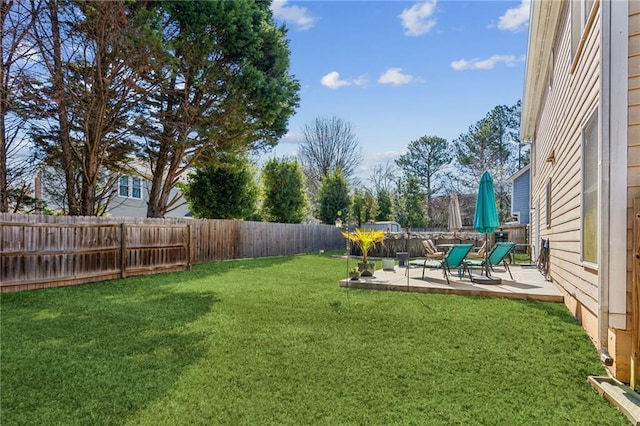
(426, 252, 444, 259)
(466, 252, 484, 260)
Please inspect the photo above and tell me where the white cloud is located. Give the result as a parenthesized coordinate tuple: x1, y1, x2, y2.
(398, 1, 437, 37)
(320, 72, 369, 89)
(498, 0, 530, 32)
(353, 75, 369, 87)
(378, 68, 414, 86)
(271, 0, 317, 31)
(450, 54, 522, 71)
(371, 151, 404, 162)
(279, 131, 304, 144)
(321, 71, 351, 89)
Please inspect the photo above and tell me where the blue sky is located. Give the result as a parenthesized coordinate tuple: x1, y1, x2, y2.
(266, 0, 530, 179)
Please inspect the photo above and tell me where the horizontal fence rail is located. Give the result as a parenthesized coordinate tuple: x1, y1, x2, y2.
(1, 214, 344, 292)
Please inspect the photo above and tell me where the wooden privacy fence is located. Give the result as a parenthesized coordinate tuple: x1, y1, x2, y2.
(190, 219, 343, 262)
(0, 214, 344, 292)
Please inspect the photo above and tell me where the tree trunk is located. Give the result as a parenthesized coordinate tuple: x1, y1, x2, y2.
(0, 2, 7, 213)
(146, 141, 185, 218)
(0, 77, 7, 212)
(48, 0, 79, 215)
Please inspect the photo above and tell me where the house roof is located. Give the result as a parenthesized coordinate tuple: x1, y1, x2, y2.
(520, 0, 564, 141)
(508, 164, 531, 183)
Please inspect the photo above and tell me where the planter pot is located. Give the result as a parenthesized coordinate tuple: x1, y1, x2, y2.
(349, 273, 360, 281)
(358, 261, 376, 277)
(381, 258, 395, 271)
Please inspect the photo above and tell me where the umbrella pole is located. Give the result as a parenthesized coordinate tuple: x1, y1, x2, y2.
(471, 171, 501, 285)
(484, 233, 490, 277)
(471, 232, 501, 284)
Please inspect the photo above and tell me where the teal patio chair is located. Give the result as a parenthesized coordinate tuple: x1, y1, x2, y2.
(463, 242, 516, 280)
(408, 243, 473, 284)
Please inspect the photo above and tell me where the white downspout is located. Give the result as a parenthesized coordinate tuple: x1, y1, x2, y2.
(598, 0, 612, 365)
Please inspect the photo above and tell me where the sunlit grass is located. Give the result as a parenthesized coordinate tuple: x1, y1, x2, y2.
(1, 252, 627, 425)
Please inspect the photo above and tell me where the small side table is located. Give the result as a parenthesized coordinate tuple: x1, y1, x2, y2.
(397, 252, 409, 267)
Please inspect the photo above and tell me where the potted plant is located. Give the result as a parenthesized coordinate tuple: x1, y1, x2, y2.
(381, 257, 395, 271)
(381, 230, 395, 271)
(349, 267, 360, 280)
(341, 228, 386, 277)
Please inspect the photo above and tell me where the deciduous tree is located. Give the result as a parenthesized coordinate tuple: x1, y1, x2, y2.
(298, 116, 362, 197)
(1, 0, 40, 212)
(368, 162, 397, 193)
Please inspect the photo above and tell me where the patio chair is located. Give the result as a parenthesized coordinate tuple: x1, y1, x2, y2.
(465, 241, 487, 260)
(463, 242, 516, 280)
(408, 244, 473, 284)
(422, 239, 444, 259)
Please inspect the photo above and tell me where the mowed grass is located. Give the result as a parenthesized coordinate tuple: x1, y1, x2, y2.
(1, 253, 628, 425)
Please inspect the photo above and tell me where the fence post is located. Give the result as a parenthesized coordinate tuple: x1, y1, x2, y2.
(187, 224, 193, 270)
(120, 223, 127, 278)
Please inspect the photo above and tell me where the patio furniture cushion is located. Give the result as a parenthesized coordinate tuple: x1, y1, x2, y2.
(422, 240, 444, 259)
(466, 241, 487, 260)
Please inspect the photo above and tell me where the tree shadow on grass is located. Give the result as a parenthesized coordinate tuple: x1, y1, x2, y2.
(1, 284, 219, 426)
(511, 298, 582, 326)
(0, 253, 332, 425)
(194, 254, 299, 273)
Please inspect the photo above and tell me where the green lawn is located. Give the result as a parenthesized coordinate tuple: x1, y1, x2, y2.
(1, 253, 628, 425)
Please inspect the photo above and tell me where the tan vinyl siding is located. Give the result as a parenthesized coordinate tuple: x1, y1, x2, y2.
(630, 0, 640, 326)
(531, 3, 601, 318)
(108, 186, 191, 218)
(630, 3, 640, 197)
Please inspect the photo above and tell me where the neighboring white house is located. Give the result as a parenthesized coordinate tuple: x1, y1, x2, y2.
(521, 0, 640, 384)
(109, 171, 190, 218)
(36, 160, 191, 218)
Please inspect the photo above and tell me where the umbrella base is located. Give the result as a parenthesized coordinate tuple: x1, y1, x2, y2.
(471, 275, 502, 285)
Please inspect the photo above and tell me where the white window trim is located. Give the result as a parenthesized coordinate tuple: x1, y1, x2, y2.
(570, 0, 599, 73)
(118, 175, 143, 200)
(580, 107, 598, 269)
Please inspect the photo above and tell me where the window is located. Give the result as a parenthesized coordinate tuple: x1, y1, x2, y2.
(118, 176, 142, 199)
(581, 111, 598, 264)
(132, 178, 141, 198)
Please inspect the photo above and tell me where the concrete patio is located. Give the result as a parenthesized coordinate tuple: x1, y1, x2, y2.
(339, 261, 564, 303)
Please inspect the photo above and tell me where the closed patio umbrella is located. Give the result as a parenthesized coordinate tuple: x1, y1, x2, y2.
(448, 193, 462, 238)
(472, 171, 501, 284)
